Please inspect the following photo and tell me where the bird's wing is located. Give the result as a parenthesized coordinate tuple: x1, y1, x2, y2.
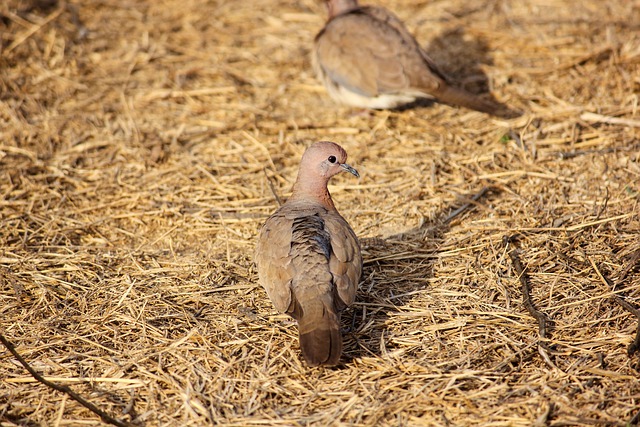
(315, 10, 414, 96)
(325, 211, 362, 309)
(364, 6, 451, 85)
(315, 7, 449, 96)
(255, 210, 296, 313)
(256, 204, 361, 312)
(256, 206, 336, 315)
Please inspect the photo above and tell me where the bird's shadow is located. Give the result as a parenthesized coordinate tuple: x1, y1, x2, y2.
(426, 26, 495, 97)
(340, 187, 500, 364)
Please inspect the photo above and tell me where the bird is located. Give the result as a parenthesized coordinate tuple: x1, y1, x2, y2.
(313, 0, 516, 116)
(255, 141, 362, 366)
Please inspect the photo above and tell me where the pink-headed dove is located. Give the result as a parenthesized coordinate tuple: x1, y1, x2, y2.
(255, 141, 362, 366)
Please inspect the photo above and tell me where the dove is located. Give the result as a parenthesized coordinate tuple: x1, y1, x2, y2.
(313, 0, 515, 116)
(255, 141, 362, 366)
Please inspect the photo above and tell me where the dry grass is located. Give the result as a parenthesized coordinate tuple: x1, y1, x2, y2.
(1, 0, 640, 425)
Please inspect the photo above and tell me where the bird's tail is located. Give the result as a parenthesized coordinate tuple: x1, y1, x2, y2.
(436, 85, 520, 118)
(298, 300, 342, 367)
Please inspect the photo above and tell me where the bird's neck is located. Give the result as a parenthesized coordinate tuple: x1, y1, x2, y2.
(289, 178, 336, 210)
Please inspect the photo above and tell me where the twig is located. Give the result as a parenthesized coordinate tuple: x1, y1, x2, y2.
(525, 45, 614, 75)
(503, 236, 560, 370)
(618, 248, 640, 285)
(628, 324, 640, 358)
(580, 112, 640, 128)
(263, 168, 283, 207)
(503, 236, 552, 338)
(533, 401, 554, 427)
(444, 186, 495, 223)
(595, 187, 609, 220)
(3, 2, 66, 54)
(588, 259, 640, 357)
(0, 333, 134, 427)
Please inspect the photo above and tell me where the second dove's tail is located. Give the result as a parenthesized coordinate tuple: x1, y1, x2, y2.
(435, 85, 520, 118)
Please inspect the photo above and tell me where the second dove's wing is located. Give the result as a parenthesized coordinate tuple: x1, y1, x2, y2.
(315, 11, 412, 96)
(315, 8, 443, 96)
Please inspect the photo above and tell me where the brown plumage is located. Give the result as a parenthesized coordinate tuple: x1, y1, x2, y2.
(255, 141, 362, 366)
(313, 0, 518, 117)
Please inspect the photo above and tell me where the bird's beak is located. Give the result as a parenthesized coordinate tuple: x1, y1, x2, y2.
(340, 163, 360, 178)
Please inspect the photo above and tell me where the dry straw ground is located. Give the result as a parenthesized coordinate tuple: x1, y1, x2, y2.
(1, 0, 639, 425)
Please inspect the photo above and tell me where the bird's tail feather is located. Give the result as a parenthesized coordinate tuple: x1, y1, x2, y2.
(298, 305, 342, 366)
(436, 85, 520, 118)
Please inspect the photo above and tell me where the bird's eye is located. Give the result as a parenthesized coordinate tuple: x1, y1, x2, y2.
(328, 155, 337, 163)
